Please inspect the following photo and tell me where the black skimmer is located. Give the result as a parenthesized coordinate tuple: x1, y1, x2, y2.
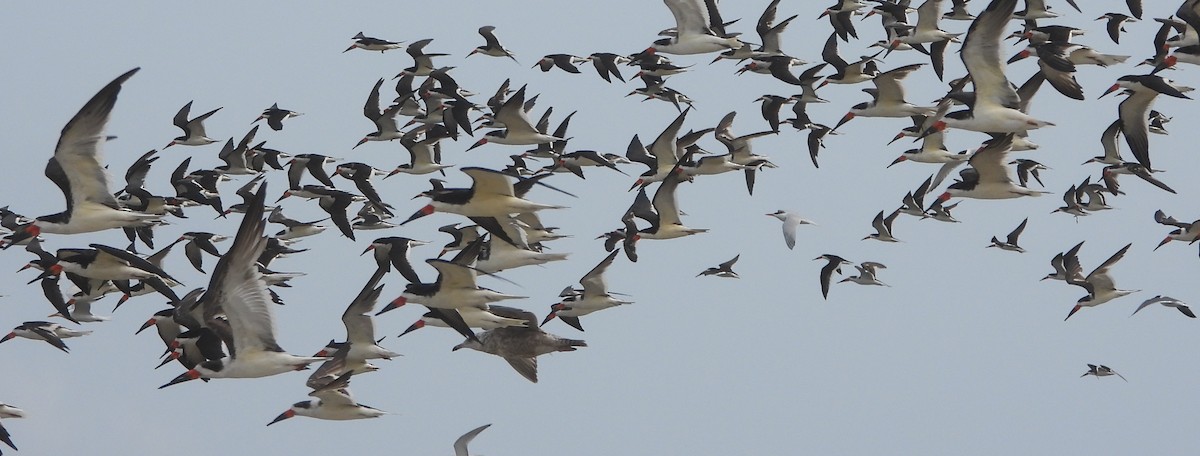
(697, 254, 739, 278)
(1009, 159, 1048, 187)
(335, 162, 391, 211)
(755, 95, 793, 132)
(380, 259, 526, 315)
(247, 141, 290, 172)
(647, 0, 744, 55)
(214, 128, 259, 176)
(268, 206, 327, 241)
(533, 54, 584, 73)
(750, 0, 796, 59)
(766, 210, 815, 250)
(801, 124, 836, 168)
(884, 0, 963, 74)
(469, 26, 517, 62)
(833, 63, 934, 130)
(625, 172, 707, 241)
(1081, 364, 1127, 381)
(814, 254, 852, 299)
(628, 112, 690, 190)
(159, 184, 327, 388)
(839, 261, 888, 287)
(923, 0, 1055, 136)
(436, 223, 481, 258)
(387, 127, 454, 177)
(715, 111, 778, 195)
(268, 372, 386, 424)
(344, 32, 403, 53)
(51, 286, 112, 324)
(943, 0, 975, 20)
(165, 100, 221, 148)
(12, 69, 162, 244)
(354, 78, 402, 149)
(398, 305, 531, 338)
(253, 103, 302, 131)
(301, 187, 363, 240)
(1101, 74, 1191, 171)
(453, 307, 586, 383)
(1126, 0, 1143, 19)
(1051, 184, 1088, 218)
(1013, 0, 1059, 20)
(362, 237, 425, 282)
(987, 218, 1027, 252)
(932, 135, 1048, 203)
(819, 33, 880, 86)
(923, 199, 960, 223)
(285, 154, 338, 190)
(136, 308, 180, 349)
(1042, 241, 1085, 282)
(1100, 162, 1175, 195)
(169, 158, 227, 217)
(475, 235, 569, 273)
(542, 250, 631, 331)
(41, 243, 182, 302)
(821, 1, 866, 41)
(396, 39, 448, 77)
(898, 176, 934, 218)
(584, 53, 628, 82)
(399, 167, 571, 229)
(178, 232, 226, 273)
(0, 321, 90, 352)
(1097, 13, 1136, 44)
(1064, 243, 1138, 320)
(1153, 210, 1200, 251)
(863, 209, 901, 243)
(311, 271, 401, 377)
(1131, 295, 1194, 318)
(468, 86, 563, 150)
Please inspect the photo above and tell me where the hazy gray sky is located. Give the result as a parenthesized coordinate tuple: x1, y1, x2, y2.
(2, 0, 1198, 454)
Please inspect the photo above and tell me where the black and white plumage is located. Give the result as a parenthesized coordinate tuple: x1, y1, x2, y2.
(165, 100, 221, 148)
(14, 69, 162, 245)
(1081, 364, 1127, 381)
(159, 183, 327, 388)
(987, 218, 1027, 253)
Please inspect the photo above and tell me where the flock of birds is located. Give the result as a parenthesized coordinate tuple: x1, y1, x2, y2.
(3, 0, 1200, 453)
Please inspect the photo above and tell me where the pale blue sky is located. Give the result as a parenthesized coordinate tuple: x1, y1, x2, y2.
(2, 1, 1198, 454)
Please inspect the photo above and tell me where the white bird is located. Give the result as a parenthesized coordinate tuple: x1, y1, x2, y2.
(766, 210, 815, 250)
(452, 423, 492, 456)
(159, 184, 327, 388)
